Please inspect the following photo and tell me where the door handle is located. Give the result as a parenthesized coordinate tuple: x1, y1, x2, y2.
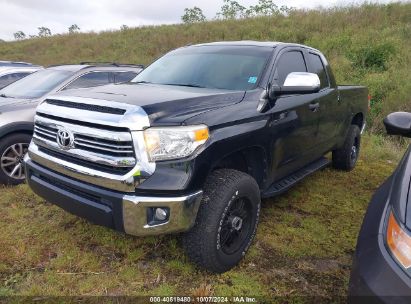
(309, 102, 320, 112)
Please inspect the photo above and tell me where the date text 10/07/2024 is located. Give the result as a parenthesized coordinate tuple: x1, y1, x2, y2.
(149, 296, 258, 303)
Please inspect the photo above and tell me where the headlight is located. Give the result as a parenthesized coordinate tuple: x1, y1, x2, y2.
(387, 210, 411, 269)
(143, 125, 209, 162)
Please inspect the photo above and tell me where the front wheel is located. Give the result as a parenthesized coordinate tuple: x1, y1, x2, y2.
(182, 169, 261, 273)
(332, 125, 361, 171)
(0, 133, 31, 185)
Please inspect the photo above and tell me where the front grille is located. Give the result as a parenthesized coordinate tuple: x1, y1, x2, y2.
(46, 99, 127, 115)
(34, 123, 134, 158)
(33, 113, 137, 175)
(38, 147, 131, 175)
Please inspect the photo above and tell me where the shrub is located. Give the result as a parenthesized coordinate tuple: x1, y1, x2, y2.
(348, 43, 395, 71)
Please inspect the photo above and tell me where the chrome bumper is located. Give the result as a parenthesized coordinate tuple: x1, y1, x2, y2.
(25, 155, 202, 236)
(123, 191, 203, 236)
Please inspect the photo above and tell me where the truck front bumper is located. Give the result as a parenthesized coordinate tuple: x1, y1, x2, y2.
(25, 158, 203, 236)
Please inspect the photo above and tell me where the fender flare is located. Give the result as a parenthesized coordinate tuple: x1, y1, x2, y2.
(0, 122, 34, 139)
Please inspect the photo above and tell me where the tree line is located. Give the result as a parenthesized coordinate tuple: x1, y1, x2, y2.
(13, 24, 80, 40)
(11, 0, 291, 40)
(182, 0, 293, 23)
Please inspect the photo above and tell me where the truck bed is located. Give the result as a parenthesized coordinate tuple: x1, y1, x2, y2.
(338, 85, 369, 118)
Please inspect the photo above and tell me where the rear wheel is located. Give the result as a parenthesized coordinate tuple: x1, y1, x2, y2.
(182, 169, 261, 273)
(0, 134, 31, 185)
(332, 125, 361, 171)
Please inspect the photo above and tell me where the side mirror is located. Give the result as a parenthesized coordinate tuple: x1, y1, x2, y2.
(269, 72, 321, 99)
(384, 112, 411, 138)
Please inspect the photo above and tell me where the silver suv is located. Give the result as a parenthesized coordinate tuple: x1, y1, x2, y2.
(0, 63, 143, 185)
(0, 61, 43, 89)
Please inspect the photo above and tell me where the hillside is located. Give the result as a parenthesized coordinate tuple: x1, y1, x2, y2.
(0, 2, 410, 131)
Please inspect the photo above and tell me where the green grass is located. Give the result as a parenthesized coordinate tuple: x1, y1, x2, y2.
(0, 2, 410, 132)
(0, 134, 406, 299)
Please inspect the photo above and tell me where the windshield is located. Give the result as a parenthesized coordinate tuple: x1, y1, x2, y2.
(0, 69, 73, 99)
(132, 46, 273, 91)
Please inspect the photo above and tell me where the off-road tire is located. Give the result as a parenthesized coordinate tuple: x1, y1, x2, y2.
(332, 125, 361, 171)
(182, 169, 261, 273)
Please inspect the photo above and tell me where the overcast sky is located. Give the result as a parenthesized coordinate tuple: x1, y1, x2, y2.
(0, 0, 405, 41)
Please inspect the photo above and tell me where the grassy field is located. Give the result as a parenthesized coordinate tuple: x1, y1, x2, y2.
(0, 2, 410, 133)
(0, 134, 406, 300)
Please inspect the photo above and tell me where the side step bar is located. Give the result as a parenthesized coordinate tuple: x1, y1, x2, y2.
(262, 157, 330, 198)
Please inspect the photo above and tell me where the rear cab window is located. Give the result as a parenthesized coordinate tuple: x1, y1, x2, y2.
(307, 52, 329, 89)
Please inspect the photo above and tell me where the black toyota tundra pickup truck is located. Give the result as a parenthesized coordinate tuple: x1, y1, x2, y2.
(24, 41, 368, 273)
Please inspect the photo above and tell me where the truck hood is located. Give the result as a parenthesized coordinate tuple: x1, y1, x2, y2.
(53, 83, 246, 124)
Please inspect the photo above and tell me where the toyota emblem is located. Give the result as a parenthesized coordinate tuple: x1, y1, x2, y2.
(56, 128, 74, 150)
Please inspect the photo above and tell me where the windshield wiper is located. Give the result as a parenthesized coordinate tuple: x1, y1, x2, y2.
(163, 83, 207, 88)
(133, 81, 152, 84)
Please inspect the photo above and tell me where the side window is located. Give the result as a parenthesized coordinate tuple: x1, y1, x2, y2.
(113, 72, 138, 83)
(274, 51, 307, 86)
(0, 73, 30, 89)
(64, 72, 110, 90)
(308, 53, 329, 89)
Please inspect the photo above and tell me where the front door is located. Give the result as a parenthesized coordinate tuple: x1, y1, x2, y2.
(267, 48, 322, 182)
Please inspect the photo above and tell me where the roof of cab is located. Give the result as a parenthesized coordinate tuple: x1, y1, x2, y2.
(192, 41, 283, 48)
(190, 41, 321, 52)
(47, 65, 88, 72)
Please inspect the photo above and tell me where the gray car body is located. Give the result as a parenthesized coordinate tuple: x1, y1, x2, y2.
(0, 64, 143, 138)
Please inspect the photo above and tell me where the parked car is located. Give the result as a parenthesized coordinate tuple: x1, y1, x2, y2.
(349, 112, 411, 302)
(0, 63, 143, 185)
(24, 41, 368, 273)
(0, 61, 43, 89)
(0, 61, 39, 67)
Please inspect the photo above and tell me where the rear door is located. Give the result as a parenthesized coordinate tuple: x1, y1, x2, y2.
(268, 48, 322, 181)
(305, 52, 342, 152)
